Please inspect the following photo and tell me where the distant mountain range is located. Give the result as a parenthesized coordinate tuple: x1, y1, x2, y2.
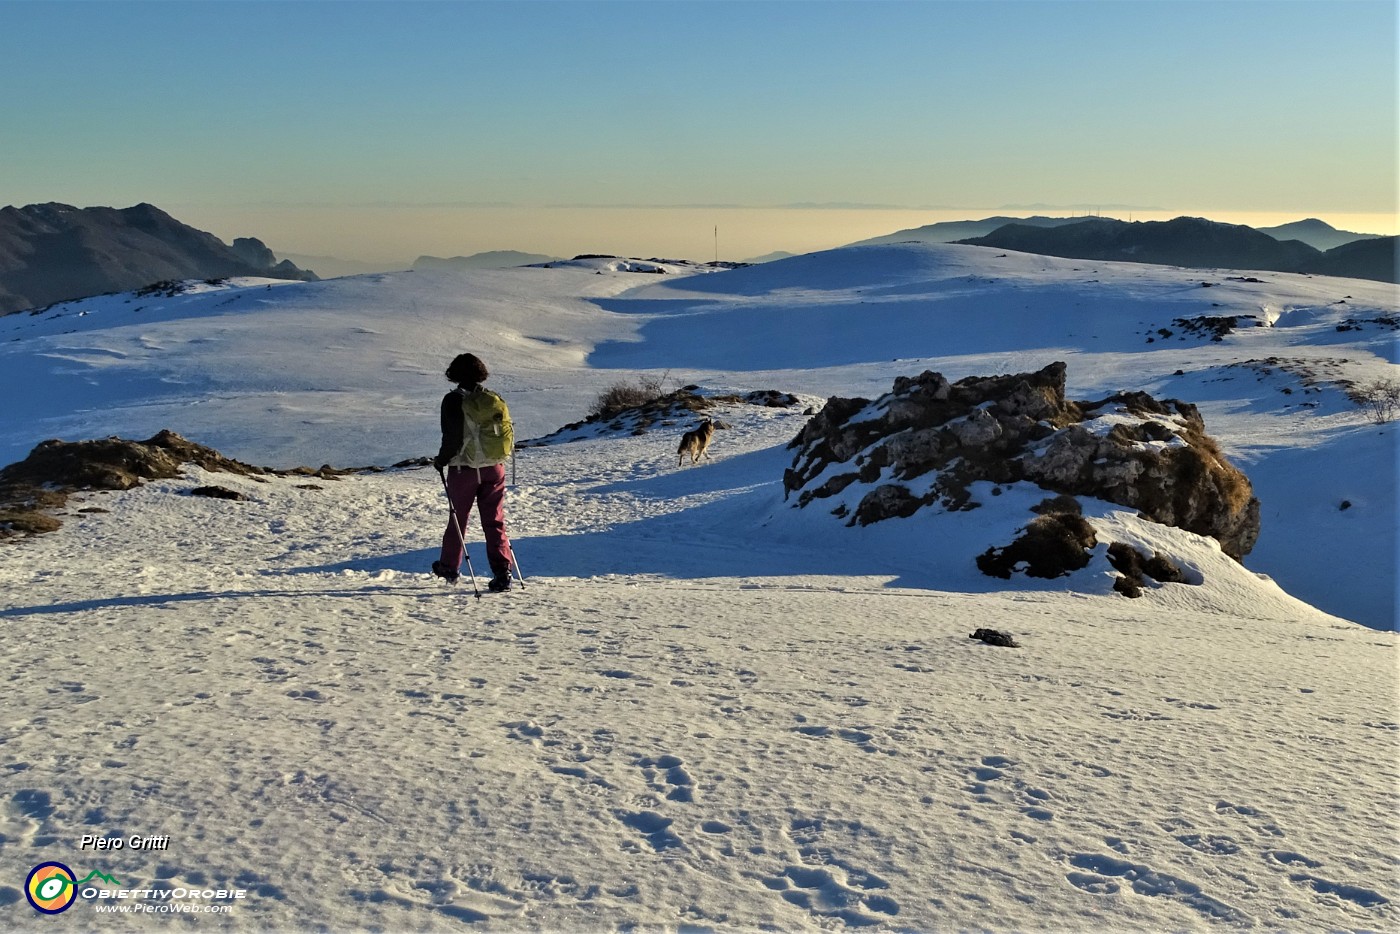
(414, 251, 560, 271)
(850, 215, 1104, 247)
(0, 202, 317, 315)
(4, 203, 1392, 316)
(955, 217, 1397, 283)
(850, 214, 1388, 264)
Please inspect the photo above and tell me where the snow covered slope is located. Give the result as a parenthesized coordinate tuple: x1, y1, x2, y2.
(0, 394, 1395, 932)
(1, 244, 1394, 628)
(0, 244, 1395, 932)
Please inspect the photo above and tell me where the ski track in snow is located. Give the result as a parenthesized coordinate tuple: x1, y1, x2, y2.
(0, 246, 1396, 931)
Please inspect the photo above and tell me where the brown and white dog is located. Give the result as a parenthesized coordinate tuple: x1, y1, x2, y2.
(677, 418, 715, 467)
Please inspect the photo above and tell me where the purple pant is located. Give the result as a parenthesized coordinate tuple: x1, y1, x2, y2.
(440, 464, 512, 576)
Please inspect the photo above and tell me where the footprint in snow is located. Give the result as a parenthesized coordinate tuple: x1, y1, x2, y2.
(761, 864, 899, 926)
(615, 810, 683, 852)
(637, 754, 694, 802)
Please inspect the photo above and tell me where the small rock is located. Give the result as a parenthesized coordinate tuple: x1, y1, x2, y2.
(970, 628, 1021, 648)
(189, 485, 246, 501)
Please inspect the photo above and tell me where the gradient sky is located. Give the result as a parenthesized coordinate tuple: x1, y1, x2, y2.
(3, 0, 1396, 262)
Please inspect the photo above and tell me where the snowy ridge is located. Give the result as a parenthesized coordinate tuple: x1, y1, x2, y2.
(0, 242, 1395, 932)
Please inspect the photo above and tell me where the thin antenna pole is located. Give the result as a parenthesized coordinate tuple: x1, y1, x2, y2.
(714, 225, 718, 264)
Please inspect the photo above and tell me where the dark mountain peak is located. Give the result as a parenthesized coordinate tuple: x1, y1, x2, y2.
(13, 202, 82, 225)
(120, 202, 178, 222)
(232, 236, 278, 268)
(0, 202, 318, 315)
(1257, 218, 1383, 251)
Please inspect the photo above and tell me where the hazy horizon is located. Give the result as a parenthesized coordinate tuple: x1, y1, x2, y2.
(165, 203, 1399, 268)
(3, 0, 1395, 266)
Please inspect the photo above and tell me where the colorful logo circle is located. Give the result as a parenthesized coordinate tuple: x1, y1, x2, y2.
(26, 862, 77, 914)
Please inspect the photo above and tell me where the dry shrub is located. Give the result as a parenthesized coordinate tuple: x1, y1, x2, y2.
(977, 513, 1098, 579)
(590, 374, 668, 419)
(1350, 377, 1400, 424)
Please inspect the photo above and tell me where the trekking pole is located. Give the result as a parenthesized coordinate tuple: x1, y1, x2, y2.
(508, 543, 527, 591)
(507, 445, 526, 590)
(437, 467, 481, 600)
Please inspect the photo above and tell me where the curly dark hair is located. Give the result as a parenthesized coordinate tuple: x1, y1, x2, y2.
(445, 353, 489, 385)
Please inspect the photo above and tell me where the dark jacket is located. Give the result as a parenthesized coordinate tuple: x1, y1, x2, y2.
(434, 385, 473, 469)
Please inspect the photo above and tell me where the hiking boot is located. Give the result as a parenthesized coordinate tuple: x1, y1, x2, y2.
(431, 560, 460, 584)
(487, 570, 512, 593)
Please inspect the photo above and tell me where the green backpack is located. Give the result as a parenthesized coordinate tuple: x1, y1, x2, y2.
(456, 387, 514, 466)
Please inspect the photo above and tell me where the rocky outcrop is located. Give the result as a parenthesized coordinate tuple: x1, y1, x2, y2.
(0, 430, 363, 540)
(784, 362, 1260, 561)
(231, 236, 278, 269)
(2, 429, 266, 492)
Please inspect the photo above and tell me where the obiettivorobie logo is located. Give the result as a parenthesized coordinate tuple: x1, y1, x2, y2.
(25, 862, 123, 914)
(24, 861, 248, 915)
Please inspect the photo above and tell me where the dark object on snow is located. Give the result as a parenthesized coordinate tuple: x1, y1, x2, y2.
(1106, 542, 1192, 598)
(970, 628, 1021, 648)
(189, 485, 246, 501)
(1114, 576, 1143, 599)
(977, 512, 1098, 579)
(1106, 541, 1187, 583)
(1031, 494, 1082, 516)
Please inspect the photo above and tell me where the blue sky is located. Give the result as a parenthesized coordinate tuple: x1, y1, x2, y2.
(2, 0, 1396, 260)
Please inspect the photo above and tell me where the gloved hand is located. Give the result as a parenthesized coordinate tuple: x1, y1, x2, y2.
(433, 454, 448, 471)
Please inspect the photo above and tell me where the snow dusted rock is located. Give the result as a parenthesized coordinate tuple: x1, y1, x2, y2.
(784, 362, 1261, 561)
(0, 430, 367, 539)
(0, 430, 265, 539)
(2, 429, 266, 492)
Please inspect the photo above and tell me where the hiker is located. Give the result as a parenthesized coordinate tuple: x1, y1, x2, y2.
(432, 352, 515, 592)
